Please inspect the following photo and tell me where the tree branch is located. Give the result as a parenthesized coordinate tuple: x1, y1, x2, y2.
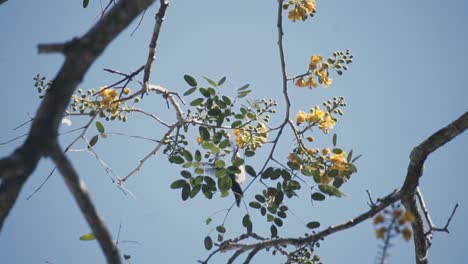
(49, 141, 120, 264)
(0, 0, 156, 262)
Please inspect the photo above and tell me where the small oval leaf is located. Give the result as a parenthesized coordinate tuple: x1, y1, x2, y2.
(184, 75, 197, 87)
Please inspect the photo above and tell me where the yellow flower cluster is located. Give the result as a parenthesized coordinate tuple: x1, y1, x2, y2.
(99, 87, 120, 108)
(295, 107, 335, 134)
(233, 123, 268, 150)
(295, 55, 333, 89)
(286, 0, 316, 22)
(373, 207, 414, 241)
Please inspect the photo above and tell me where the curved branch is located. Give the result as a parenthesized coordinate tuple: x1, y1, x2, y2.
(49, 141, 120, 264)
(0, 0, 156, 262)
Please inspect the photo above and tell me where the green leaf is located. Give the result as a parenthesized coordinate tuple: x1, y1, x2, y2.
(190, 98, 204, 106)
(231, 120, 242, 128)
(95, 121, 105, 133)
(170, 179, 186, 189)
(348, 163, 358, 173)
(199, 126, 210, 141)
(199, 88, 211, 97)
(181, 184, 191, 200)
(237, 90, 251, 98)
(277, 211, 287, 219)
(214, 159, 226, 168)
(183, 87, 197, 96)
(201, 141, 215, 150)
(311, 192, 326, 201)
(327, 169, 339, 177)
(218, 76, 226, 86)
(301, 168, 315, 176)
(206, 217, 213, 225)
(347, 149, 353, 163)
(261, 167, 275, 179)
(182, 149, 193, 161)
(184, 74, 197, 87)
(242, 214, 252, 233)
(238, 84, 250, 91)
(204, 176, 216, 187)
(215, 168, 227, 177)
(79, 232, 95, 241)
(274, 218, 283, 227)
(216, 225, 226, 233)
(352, 154, 362, 163)
(319, 184, 345, 198)
(203, 76, 218, 87)
(255, 195, 266, 203)
(287, 161, 300, 171)
(88, 135, 98, 148)
(195, 150, 201, 162)
(123, 254, 131, 260)
(233, 158, 244, 167)
(219, 139, 231, 149)
(332, 133, 337, 147)
(190, 185, 201, 198)
(195, 167, 204, 175)
(306, 221, 320, 229)
(218, 176, 232, 192)
(82, 0, 89, 8)
(180, 170, 192, 179)
(245, 165, 256, 177)
(204, 236, 213, 250)
(222, 95, 232, 105)
(208, 108, 222, 116)
(244, 150, 255, 157)
(332, 148, 343, 155)
(169, 155, 184, 164)
(270, 224, 278, 238)
(249, 201, 262, 209)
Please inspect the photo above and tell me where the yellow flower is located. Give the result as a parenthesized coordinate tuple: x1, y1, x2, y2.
(233, 128, 242, 136)
(305, 75, 318, 88)
(392, 209, 403, 219)
(402, 227, 412, 241)
(322, 148, 330, 155)
(295, 78, 307, 88)
(197, 136, 204, 145)
(320, 173, 333, 184)
(258, 123, 268, 134)
(288, 7, 305, 22)
(401, 211, 415, 224)
(373, 214, 385, 225)
(304, 0, 316, 13)
(318, 114, 335, 134)
(309, 55, 322, 70)
(306, 107, 325, 122)
(375, 227, 386, 240)
(329, 151, 346, 163)
(317, 70, 333, 87)
(306, 148, 318, 155)
(296, 110, 307, 125)
(123, 87, 131, 95)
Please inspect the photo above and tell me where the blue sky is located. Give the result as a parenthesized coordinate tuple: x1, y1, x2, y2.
(0, 0, 467, 263)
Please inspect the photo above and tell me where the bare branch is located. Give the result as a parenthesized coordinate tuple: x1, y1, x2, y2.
(400, 111, 467, 264)
(142, 0, 170, 95)
(49, 141, 120, 264)
(0, 0, 156, 262)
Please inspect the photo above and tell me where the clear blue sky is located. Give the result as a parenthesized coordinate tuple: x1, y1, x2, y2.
(0, 0, 467, 263)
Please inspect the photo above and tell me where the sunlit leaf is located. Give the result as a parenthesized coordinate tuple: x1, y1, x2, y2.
(79, 232, 95, 241)
(95, 121, 105, 133)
